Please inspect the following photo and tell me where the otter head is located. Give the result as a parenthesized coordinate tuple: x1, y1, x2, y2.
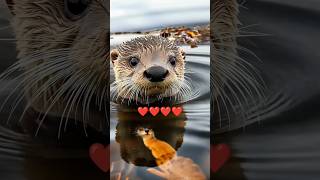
(111, 36, 185, 104)
(4, 0, 109, 133)
(136, 127, 155, 140)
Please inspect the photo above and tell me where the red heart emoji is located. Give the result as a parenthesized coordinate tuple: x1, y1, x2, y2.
(89, 143, 109, 173)
(172, 107, 182, 116)
(160, 107, 171, 116)
(138, 107, 148, 116)
(211, 144, 231, 173)
(149, 107, 160, 116)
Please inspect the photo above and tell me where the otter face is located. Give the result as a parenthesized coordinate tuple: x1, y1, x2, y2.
(5, 0, 109, 132)
(136, 127, 155, 138)
(111, 36, 186, 103)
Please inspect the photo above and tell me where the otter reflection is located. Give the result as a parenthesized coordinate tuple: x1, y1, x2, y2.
(114, 105, 186, 167)
(112, 107, 207, 179)
(137, 127, 206, 180)
(136, 127, 176, 166)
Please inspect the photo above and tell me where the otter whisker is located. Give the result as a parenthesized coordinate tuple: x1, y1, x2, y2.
(0, 50, 73, 123)
(61, 71, 95, 138)
(9, 63, 73, 124)
(82, 73, 101, 125)
(59, 71, 89, 136)
(34, 66, 88, 136)
(17, 66, 73, 125)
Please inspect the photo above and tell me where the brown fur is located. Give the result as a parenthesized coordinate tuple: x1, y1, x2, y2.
(110, 36, 186, 104)
(212, 0, 239, 98)
(137, 128, 176, 166)
(3, 0, 262, 134)
(212, 0, 267, 133)
(4, 0, 109, 135)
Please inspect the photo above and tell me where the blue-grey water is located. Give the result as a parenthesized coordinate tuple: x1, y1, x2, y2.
(1, 0, 320, 179)
(110, 1, 210, 179)
(0, 0, 210, 179)
(110, 41, 210, 179)
(215, 0, 320, 179)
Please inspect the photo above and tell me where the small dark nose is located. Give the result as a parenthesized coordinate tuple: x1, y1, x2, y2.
(144, 66, 169, 82)
(145, 129, 149, 134)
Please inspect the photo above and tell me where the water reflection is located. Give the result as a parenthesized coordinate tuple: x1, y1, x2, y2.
(112, 105, 186, 167)
(14, 107, 108, 180)
(111, 105, 208, 179)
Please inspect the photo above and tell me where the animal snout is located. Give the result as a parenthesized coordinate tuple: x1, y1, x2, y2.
(144, 66, 169, 82)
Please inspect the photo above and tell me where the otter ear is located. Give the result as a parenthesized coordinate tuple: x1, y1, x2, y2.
(5, 0, 15, 15)
(110, 49, 119, 64)
(178, 47, 185, 59)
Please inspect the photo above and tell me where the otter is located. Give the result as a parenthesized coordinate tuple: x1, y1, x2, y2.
(1, 1, 188, 134)
(212, 0, 265, 133)
(136, 127, 176, 166)
(1, 0, 265, 135)
(113, 109, 186, 167)
(1, 0, 109, 135)
(136, 127, 206, 180)
(110, 35, 187, 104)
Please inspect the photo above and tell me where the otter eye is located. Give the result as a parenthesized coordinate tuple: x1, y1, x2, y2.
(129, 57, 139, 67)
(169, 56, 176, 66)
(64, 0, 91, 20)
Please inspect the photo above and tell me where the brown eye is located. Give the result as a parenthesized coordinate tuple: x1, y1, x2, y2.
(129, 57, 139, 67)
(64, 0, 91, 20)
(169, 56, 176, 66)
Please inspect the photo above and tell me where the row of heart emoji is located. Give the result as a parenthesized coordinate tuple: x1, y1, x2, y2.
(138, 107, 183, 117)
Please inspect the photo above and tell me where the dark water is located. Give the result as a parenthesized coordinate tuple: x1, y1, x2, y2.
(1, 0, 319, 179)
(0, 91, 108, 180)
(0, 39, 210, 180)
(0, 1, 211, 180)
(0, 3, 106, 180)
(110, 35, 210, 179)
(109, 1, 211, 178)
(215, 0, 320, 179)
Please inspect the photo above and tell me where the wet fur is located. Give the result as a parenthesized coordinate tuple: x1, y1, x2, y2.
(212, 0, 266, 133)
(0, 0, 275, 136)
(110, 36, 189, 104)
(0, 0, 109, 136)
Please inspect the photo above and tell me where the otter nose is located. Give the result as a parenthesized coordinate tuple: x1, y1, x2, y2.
(144, 66, 169, 82)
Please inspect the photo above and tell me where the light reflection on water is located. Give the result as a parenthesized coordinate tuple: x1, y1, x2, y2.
(110, 42, 210, 179)
(109, 2, 211, 177)
(0, 0, 211, 179)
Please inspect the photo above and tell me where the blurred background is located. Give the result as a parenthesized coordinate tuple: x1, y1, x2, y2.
(1, 0, 320, 179)
(110, 0, 210, 32)
(215, 0, 320, 179)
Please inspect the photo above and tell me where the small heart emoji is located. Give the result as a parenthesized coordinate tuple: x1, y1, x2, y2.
(172, 107, 182, 116)
(149, 107, 160, 116)
(211, 144, 231, 173)
(89, 143, 109, 173)
(138, 107, 148, 116)
(160, 107, 171, 116)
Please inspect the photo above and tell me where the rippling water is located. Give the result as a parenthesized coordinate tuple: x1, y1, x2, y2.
(110, 36, 210, 179)
(0, 0, 210, 179)
(3, 0, 319, 179)
(109, 1, 210, 178)
(214, 0, 320, 179)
